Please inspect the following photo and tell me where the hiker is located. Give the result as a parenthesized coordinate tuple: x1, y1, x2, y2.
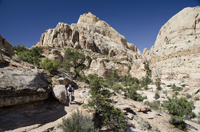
(67, 84, 74, 104)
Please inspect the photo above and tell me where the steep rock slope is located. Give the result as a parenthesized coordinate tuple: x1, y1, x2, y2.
(36, 12, 145, 78)
(144, 6, 200, 87)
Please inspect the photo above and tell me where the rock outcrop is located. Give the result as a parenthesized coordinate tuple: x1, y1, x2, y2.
(0, 57, 50, 107)
(144, 6, 200, 87)
(52, 85, 68, 104)
(36, 12, 143, 78)
(0, 35, 13, 56)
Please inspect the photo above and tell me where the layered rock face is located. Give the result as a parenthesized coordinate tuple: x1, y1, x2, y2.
(0, 35, 13, 63)
(0, 57, 50, 107)
(144, 6, 200, 87)
(36, 12, 144, 78)
(0, 35, 13, 56)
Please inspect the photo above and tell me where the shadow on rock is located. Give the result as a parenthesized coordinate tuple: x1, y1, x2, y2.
(0, 97, 67, 131)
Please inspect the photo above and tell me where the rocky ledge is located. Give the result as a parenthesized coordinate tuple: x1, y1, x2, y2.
(0, 57, 50, 107)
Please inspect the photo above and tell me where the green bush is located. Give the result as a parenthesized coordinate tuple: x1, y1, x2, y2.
(194, 96, 200, 101)
(112, 83, 123, 93)
(87, 75, 126, 131)
(125, 85, 143, 102)
(17, 46, 43, 66)
(154, 92, 160, 99)
(60, 110, 99, 132)
(172, 84, 183, 92)
(40, 58, 60, 73)
(155, 78, 161, 91)
(144, 61, 152, 77)
(120, 74, 139, 87)
(62, 48, 86, 79)
(169, 116, 186, 130)
(103, 76, 117, 88)
(186, 93, 192, 99)
(163, 90, 167, 95)
(78, 75, 90, 84)
(163, 97, 194, 117)
(163, 97, 194, 130)
(144, 101, 160, 110)
(140, 76, 152, 89)
(12, 45, 27, 55)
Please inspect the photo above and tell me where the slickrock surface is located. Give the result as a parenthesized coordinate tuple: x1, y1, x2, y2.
(144, 6, 200, 88)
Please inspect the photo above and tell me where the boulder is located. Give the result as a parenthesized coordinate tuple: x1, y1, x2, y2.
(52, 85, 68, 104)
(0, 58, 50, 107)
(137, 106, 151, 113)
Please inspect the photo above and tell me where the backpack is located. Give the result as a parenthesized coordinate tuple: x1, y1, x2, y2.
(68, 87, 72, 92)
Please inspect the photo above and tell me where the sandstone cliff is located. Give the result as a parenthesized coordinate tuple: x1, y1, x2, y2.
(0, 35, 13, 63)
(144, 6, 200, 87)
(36, 12, 145, 78)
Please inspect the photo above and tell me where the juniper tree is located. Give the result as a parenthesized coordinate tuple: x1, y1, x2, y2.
(62, 48, 86, 79)
(87, 75, 126, 131)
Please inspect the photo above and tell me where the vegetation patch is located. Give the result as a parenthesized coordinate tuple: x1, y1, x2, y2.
(59, 110, 99, 132)
(40, 58, 60, 73)
(12, 45, 43, 66)
(163, 97, 195, 130)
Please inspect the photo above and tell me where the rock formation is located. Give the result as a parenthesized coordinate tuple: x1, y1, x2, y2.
(0, 35, 13, 56)
(144, 6, 200, 87)
(52, 85, 68, 104)
(36, 12, 144, 78)
(0, 57, 50, 107)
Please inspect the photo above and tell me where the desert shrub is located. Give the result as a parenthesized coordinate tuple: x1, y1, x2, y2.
(87, 74, 97, 81)
(163, 97, 194, 117)
(175, 91, 179, 95)
(169, 116, 186, 130)
(103, 76, 117, 88)
(60, 110, 99, 132)
(144, 61, 152, 77)
(47, 78, 52, 84)
(40, 58, 60, 73)
(154, 92, 160, 99)
(163, 90, 167, 95)
(120, 74, 139, 87)
(155, 78, 161, 91)
(78, 75, 90, 84)
(198, 112, 200, 124)
(125, 85, 143, 102)
(112, 83, 123, 93)
(140, 76, 152, 89)
(194, 96, 200, 101)
(62, 48, 86, 79)
(144, 101, 160, 110)
(186, 93, 192, 99)
(172, 84, 183, 92)
(163, 97, 194, 130)
(87, 75, 126, 131)
(17, 46, 43, 66)
(12, 45, 27, 55)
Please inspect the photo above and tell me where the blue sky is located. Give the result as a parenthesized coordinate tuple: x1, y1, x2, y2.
(0, 0, 199, 52)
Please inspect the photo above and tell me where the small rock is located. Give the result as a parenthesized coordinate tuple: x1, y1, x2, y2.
(137, 106, 151, 113)
(126, 113, 134, 120)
